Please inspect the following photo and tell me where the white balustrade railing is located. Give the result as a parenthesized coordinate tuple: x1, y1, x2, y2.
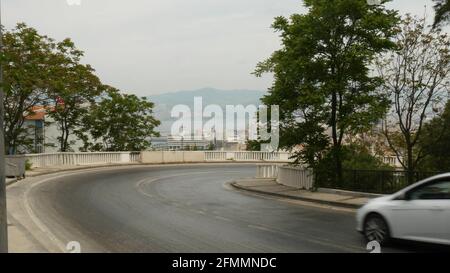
(23, 151, 293, 169)
(205, 151, 293, 162)
(277, 166, 314, 190)
(204, 152, 227, 161)
(130, 152, 142, 163)
(24, 152, 141, 168)
(256, 165, 280, 178)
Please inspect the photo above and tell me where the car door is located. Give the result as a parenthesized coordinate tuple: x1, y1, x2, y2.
(389, 179, 450, 244)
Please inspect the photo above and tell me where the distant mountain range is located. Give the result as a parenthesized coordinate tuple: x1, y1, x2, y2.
(149, 88, 266, 134)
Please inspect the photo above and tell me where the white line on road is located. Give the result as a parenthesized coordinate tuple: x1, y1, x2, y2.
(214, 216, 233, 222)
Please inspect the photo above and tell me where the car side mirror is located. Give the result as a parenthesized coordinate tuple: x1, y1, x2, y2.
(396, 192, 410, 201)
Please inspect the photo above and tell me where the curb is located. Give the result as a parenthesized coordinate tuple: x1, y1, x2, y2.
(230, 181, 362, 209)
(317, 187, 384, 199)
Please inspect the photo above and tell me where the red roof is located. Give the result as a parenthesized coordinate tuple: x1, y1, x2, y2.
(24, 106, 51, 121)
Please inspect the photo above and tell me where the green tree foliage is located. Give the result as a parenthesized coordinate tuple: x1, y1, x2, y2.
(317, 144, 392, 172)
(255, 0, 399, 186)
(207, 143, 216, 151)
(341, 144, 392, 170)
(46, 39, 104, 152)
(2, 23, 160, 154)
(418, 101, 450, 172)
(1, 23, 54, 154)
(433, 0, 450, 28)
(245, 139, 261, 151)
(79, 88, 160, 152)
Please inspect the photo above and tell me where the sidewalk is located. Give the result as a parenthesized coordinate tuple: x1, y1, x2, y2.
(231, 178, 375, 209)
(7, 215, 49, 253)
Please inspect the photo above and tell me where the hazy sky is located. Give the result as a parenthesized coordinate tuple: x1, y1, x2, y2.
(3, 0, 437, 96)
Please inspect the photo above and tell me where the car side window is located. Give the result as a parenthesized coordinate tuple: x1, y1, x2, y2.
(408, 180, 450, 200)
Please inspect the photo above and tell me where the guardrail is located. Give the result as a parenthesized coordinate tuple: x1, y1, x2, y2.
(277, 166, 314, 190)
(142, 151, 293, 164)
(204, 151, 227, 161)
(205, 151, 293, 162)
(256, 165, 280, 178)
(256, 164, 315, 190)
(24, 152, 141, 168)
(21, 151, 293, 169)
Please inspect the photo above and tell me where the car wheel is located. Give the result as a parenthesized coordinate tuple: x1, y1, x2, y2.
(364, 214, 390, 245)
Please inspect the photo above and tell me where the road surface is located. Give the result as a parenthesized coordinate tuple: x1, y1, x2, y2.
(10, 164, 447, 253)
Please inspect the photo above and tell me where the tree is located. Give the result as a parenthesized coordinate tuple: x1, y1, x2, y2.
(79, 88, 160, 152)
(377, 15, 450, 184)
(341, 143, 392, 170)
(207, 142, 215, 151)
(1, 23, 54, 154)
(255, 0, 399, 186)
(245, 139, 261, 151)
(46, 39, 104, 152)
(418, 100, 450, 172)
(433, 0, 450, 28)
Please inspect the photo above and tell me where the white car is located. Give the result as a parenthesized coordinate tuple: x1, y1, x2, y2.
(357, 173, 450, 246)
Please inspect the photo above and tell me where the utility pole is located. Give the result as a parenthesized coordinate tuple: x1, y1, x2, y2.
(0, 0, 8, 253)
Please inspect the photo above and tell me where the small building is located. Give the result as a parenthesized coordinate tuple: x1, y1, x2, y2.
(22, 106, 46, 154)
(22, 106, 84, 153)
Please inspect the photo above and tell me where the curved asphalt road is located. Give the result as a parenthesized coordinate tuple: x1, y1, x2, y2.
(22, 164, 439, 253)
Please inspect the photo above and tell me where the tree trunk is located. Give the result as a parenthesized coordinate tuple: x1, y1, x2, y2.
(60, 131, 65, 152)
(8, 139, 17, 155)
(60, 119, 70, 152)
(407, 145, 414, 185)
(60, 129, 67, 152)
(64, 129, 70, 152)
(335, 146, 343, 187)
(330, 88, 344, 186)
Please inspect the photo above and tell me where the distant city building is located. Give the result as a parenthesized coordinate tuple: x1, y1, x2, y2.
(168, 135, 210, 150)
(150, 132, 249, 151)
(150, 135, 210, 151)
(150, 136, 170, 150)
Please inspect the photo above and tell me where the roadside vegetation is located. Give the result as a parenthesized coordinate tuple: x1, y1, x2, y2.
(255, 0, 450, 191)
(1, 24, 160, 154)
